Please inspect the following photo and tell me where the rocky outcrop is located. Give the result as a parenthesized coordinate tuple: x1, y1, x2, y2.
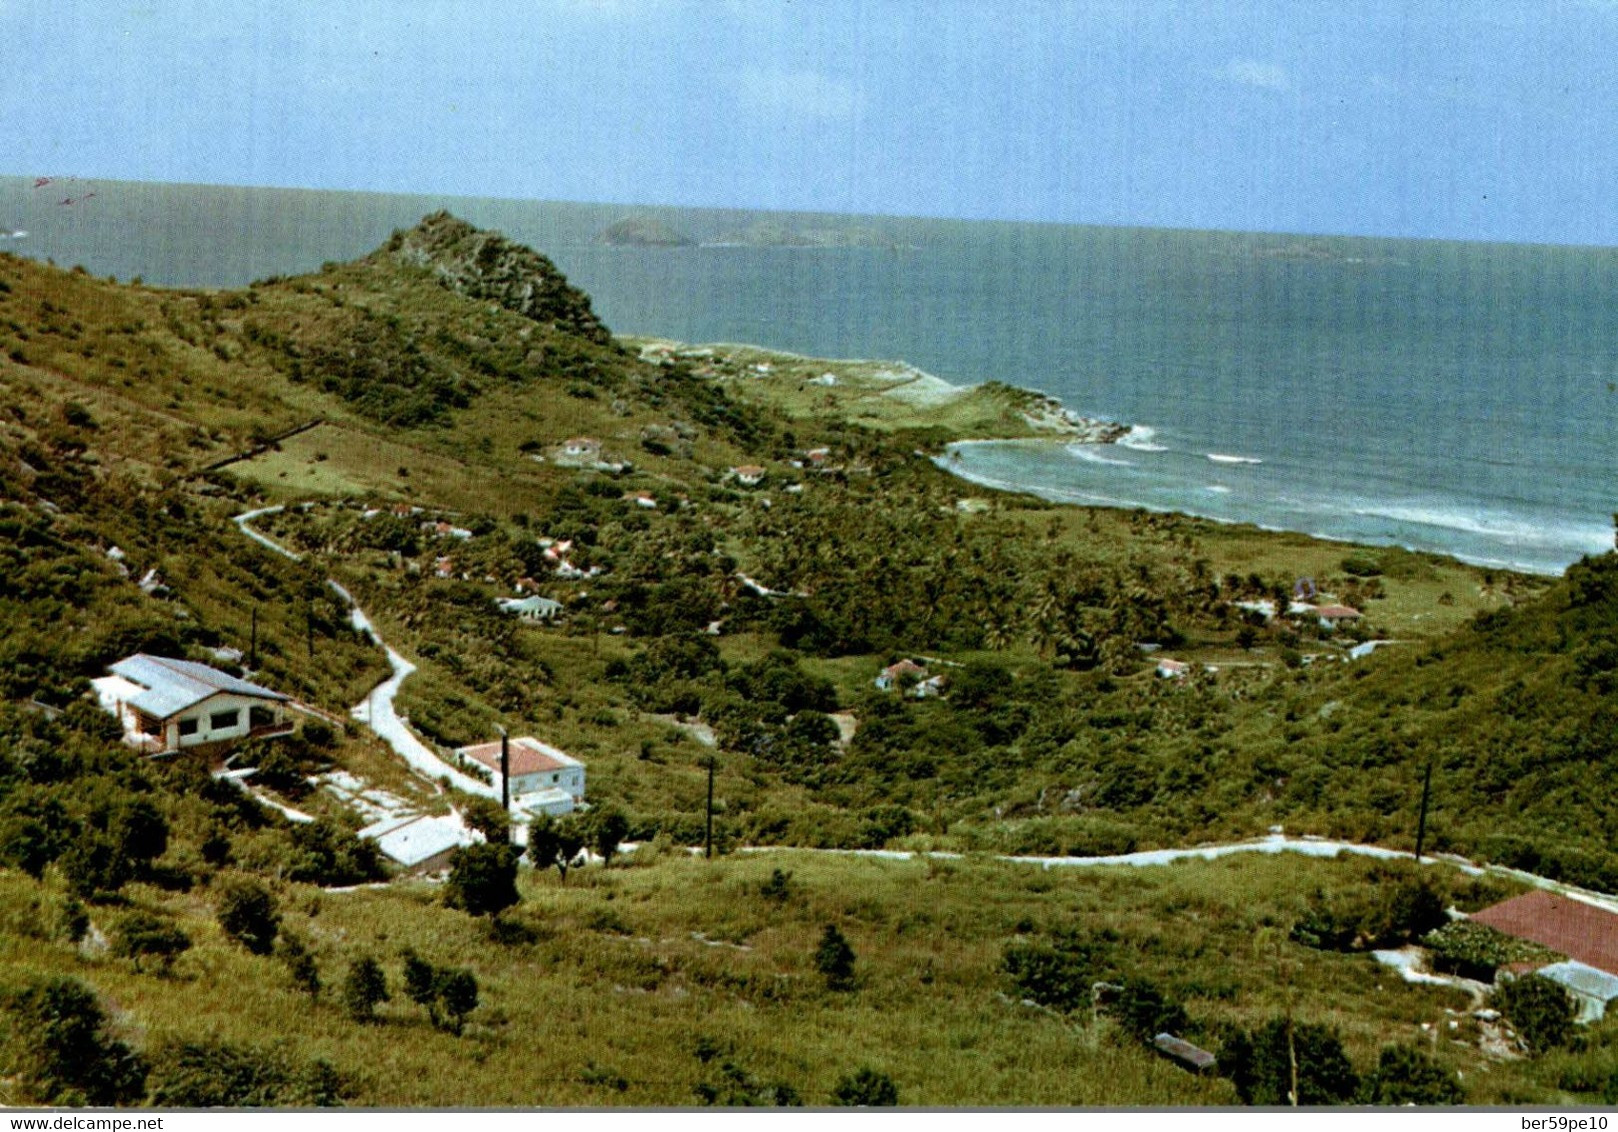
(378, 212, 611, 344)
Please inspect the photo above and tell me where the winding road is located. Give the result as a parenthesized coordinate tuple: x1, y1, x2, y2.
(233, 506, 495, 799)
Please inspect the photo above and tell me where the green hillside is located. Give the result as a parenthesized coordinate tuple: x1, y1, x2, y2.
(0, 217, 1614, 1106)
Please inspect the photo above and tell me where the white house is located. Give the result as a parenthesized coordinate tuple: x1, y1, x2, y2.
(92, 654, 292, 753)
(875, 658, 928, 690)
(730, 465, 767, 486)
(360, 813, 482, 874)
(456, 736, 585, 815)
(496, 595, 563, 622)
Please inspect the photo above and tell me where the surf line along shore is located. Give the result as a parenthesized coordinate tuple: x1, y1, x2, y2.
(232, 506, 496, 799)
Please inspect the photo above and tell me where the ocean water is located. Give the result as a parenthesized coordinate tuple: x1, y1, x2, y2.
(3, 177, 1613, 574)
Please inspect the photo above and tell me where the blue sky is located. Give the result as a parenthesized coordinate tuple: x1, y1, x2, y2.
(4, 0, 1618, 244)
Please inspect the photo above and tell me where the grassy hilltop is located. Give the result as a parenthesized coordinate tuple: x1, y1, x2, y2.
(0, 216, 1615, 1105)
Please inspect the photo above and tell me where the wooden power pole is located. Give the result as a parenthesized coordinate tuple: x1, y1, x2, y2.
(1414, 758, 1435, 862)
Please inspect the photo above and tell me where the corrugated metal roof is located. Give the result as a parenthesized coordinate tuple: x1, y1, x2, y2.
(360, 814, 481, 868)
(108, 654, 288, 719)
(1153, 1033, 1217, 1070)
(1539, 961, 1618, 1003)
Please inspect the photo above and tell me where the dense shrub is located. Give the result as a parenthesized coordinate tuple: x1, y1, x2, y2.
(109, 910, 191, 974)
(1002, 929, 1113, 1013)
(145, 1040, 345, 1107)
(216, 877, 280, 955)
(444, 843, 520, 917)
(1358, 1045, 1465, 1105)
(814, 924, 857, 991)
(1219, 1019, 1360, 1106)
(0, 977, 147, 1106)
(831, 1067, 899, 1106)
(1492, 975, 1577, 1054)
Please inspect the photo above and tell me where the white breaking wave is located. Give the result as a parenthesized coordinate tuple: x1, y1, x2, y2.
(1066, 445, 1134, 467)
(1117, 425, 1168, 452)
(1207, 452, 1263, 465)
(1349, 502, 1611, 549)
(1205, 484, 1232, 494)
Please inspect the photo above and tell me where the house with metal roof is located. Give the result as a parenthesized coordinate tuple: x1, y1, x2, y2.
(91, 654, 292, 753)
(495, 594, 563, 622)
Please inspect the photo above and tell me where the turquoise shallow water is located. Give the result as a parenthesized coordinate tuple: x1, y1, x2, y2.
(3, 178, 1612, 573)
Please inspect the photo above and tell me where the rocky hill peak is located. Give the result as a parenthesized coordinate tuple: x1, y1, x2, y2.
(377, 211, 611, 344)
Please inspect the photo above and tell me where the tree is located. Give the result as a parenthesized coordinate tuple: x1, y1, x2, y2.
(814, 924, 857, 991)
(342, 956, 389, 1023)
(402, 949, 441, 1027)
(1492, 974, 1576, 1054)
(459, 796, 511, 844)
(0, 977, 147, 1105)
(831, 1067, 899, 1106)
(444, 843, 520, 917)
(1359, 1045, 1465, 1105)
(1219, 1019, 1359, 1106)
(436, 968, 479, 1036)
(216, 877, 280, 955)
(589, 806, 630, 868)
(109, 910, 191, 974)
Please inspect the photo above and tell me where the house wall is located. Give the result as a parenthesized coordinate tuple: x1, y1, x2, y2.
(511, 764, 585, 799)
(168, 692, 284, 750)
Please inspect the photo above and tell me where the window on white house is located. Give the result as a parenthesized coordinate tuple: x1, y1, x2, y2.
(178, 717, 199, 736)
(210, 709, 240, 730)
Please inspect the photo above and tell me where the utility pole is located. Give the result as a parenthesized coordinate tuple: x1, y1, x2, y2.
(495, 723, 510, 813)
(704, 755, 716, 860)
(1414, 757, 1435, 862)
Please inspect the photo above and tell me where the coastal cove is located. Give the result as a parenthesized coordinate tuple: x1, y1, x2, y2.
(3, 178, 1613, 575)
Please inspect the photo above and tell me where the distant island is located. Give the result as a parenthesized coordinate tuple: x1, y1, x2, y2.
(595, 216, 696, 247)
(704, 220, 912, 250)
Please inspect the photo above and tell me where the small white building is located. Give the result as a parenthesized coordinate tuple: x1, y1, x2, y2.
(730, 465, 767, 486)
(360, 813, 482, 874)
(92, 654, 292, 754)
(496, 595, 563, 622)
(875, 658, 928, 691)
(456, 736, 586, 815)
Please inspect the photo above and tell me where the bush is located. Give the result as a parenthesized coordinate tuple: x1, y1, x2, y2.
(145, 1040, 345, 1107)
(814, 924, 857, 991)
(1108, 977, 1189, 1045)
(1219, 1019, 1360, 1105)
(444, 843, 520, 917)
(0, 977, 147, 1105)
(109, 910, 191, 974)
(1492, 974, 1577, 1054)
(216, 877, 280, 955)
(1358, 1045, 1465, 1105)
(342, 956, 389, 1023)
(1002, 929, 1113, 1013)
(1422, 920, 1557, 982)
(277, 933, 321, 999)
(831, 1067, 899, 1106)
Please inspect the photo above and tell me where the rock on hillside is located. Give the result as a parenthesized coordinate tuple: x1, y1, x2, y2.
(378, 211, 611, 345)
(596, 216, 695, 247)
